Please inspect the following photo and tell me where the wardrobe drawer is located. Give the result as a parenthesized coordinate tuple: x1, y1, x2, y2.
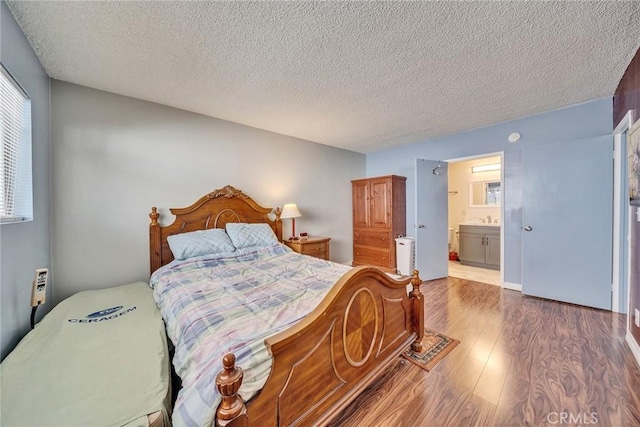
(353, 246, 394, 269)
(353, 229, 391, 249)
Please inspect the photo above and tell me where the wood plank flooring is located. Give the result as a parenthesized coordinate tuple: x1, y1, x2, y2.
(331, 277, 640, 426)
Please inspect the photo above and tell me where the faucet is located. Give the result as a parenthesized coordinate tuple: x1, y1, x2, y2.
(487, 215, 492, 223)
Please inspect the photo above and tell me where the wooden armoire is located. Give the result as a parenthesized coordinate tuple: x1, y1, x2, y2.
(352, 175, 406, 272)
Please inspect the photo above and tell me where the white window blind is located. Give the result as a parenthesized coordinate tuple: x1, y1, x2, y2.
(1, 65, 32, 222)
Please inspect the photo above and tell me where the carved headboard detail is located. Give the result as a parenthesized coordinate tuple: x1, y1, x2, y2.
(149, 185, 282, 274)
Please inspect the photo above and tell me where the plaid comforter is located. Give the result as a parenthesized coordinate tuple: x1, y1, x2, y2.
(150, 243, 350, 427)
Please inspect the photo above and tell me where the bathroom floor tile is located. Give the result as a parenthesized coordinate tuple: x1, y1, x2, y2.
(448, 261, 500, 286)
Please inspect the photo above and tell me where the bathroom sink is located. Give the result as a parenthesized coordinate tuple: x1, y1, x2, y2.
(459, 221, 500, 227)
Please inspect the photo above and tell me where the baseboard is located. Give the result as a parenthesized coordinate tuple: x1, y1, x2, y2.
(502, 281, 522, 292)
(626, 332, 640, 367)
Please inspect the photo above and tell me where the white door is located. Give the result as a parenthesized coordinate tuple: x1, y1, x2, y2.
(522, 136, 613, 309)
(415, 159, 449, 280)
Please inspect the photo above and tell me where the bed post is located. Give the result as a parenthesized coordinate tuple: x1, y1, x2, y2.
(274, 207, 283, 242)
(215, 353, 248, 427)
(410, 269, 424, 352)
(149, 207, 161, 274)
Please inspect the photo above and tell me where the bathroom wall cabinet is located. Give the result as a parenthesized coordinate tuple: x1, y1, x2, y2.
(458, 225, 500, 270)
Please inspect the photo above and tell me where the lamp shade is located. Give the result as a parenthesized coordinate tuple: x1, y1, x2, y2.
(280, 203, 302, 219)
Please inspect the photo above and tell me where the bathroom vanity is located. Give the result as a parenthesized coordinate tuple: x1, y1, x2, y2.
(458, 224, 500, 270)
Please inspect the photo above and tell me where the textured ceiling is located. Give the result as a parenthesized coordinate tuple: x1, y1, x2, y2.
(6, 1, 640, 153)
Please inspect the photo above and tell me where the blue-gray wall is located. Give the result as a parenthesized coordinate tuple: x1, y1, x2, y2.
(50, 81, 364, 302)
(0, 1, 51, 360)
(366, 97, 612, 285)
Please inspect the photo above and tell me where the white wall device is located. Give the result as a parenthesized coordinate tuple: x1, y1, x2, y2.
(30, 268, 48, 307)
(508, 132, 521, 143)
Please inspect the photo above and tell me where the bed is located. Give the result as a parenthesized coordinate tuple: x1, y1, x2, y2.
(149, 185, 424, 427)
(0, 282, 171, 427)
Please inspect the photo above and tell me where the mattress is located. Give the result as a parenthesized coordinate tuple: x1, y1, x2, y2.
(0, 282, 171, 427)
(151, 243, 350, 427)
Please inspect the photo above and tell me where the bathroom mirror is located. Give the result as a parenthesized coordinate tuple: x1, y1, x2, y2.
(469, 180, 501, 207)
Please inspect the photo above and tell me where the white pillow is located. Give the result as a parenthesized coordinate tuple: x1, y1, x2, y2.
(167, 228, 236, 260)
(225, 223, 279, 249)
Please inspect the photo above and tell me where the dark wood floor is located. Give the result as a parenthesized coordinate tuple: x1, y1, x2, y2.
(331, 277, 640, 426)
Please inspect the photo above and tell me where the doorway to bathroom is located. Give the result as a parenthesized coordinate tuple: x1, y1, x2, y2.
(447, 154, 503, 286)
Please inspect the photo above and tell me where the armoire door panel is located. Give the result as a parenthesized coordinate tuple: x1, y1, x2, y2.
(370, 178, 390, 228)
(352, 180, 370, 228)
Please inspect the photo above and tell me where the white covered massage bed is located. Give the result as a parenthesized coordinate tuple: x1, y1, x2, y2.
(0, 282, 172, 427)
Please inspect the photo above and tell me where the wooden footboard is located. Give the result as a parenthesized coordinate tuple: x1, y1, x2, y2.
(216, 268, 424, 426)
(148, 186, 424, 426)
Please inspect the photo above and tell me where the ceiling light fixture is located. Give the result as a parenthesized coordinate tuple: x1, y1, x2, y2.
(471, 163, 501, 173)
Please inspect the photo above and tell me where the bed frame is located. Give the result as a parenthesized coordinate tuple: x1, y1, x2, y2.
(149, 185, 424, 427)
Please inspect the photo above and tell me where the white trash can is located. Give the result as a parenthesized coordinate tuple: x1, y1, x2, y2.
(395, 237, 415, 276)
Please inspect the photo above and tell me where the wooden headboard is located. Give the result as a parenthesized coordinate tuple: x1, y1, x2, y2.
(149, 185, 282, 274)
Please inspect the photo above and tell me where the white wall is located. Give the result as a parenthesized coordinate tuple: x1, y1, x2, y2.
(50, 81, 365, 302)
(1, 2, 52, 360)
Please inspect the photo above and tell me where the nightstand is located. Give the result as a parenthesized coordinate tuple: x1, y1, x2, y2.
(283, 236, 330, 260)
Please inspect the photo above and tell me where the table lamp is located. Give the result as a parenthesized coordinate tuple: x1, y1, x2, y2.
(281, 203, 302, 240)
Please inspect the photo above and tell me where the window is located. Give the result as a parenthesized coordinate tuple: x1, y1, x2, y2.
(1, 64, 32, 223)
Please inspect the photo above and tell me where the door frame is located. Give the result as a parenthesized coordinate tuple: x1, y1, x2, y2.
(613, 110, 636, 313)
(443, 151, 505, 288)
